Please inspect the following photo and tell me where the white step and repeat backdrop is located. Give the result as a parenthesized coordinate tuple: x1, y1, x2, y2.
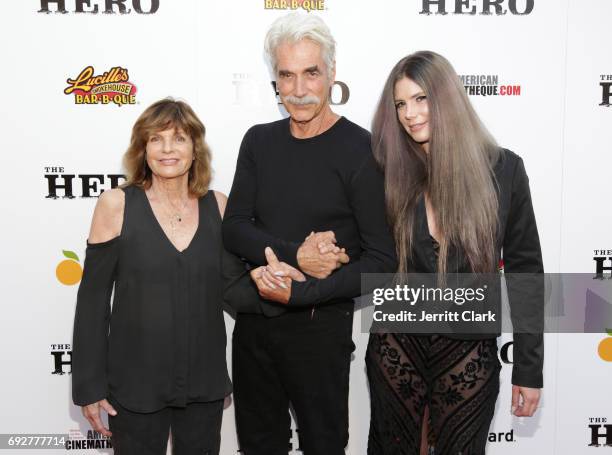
(1, 0, 611, 454)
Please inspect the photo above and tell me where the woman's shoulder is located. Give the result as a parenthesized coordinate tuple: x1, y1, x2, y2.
(210, 190, 227, 218)
(499, 148, 522, 163)
(493, 148, 524, 179)
(88, 188, 125, 243)
(492, 148, 536, 203)
(99, 187, 126, 210)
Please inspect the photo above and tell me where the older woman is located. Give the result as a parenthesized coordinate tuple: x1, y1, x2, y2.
(366, 52, 544, 454)
(71, 98, 232, 455)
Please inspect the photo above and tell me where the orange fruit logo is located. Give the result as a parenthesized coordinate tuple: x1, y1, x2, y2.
(56, 250, 83, 286)
(598, 330, 612, 362)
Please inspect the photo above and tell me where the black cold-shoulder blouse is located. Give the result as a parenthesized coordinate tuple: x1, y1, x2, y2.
(71, 186, 233, 412)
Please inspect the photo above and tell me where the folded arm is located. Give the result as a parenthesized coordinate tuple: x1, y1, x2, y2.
(222, 128, 301, 267)
(289, 154, 397, 306)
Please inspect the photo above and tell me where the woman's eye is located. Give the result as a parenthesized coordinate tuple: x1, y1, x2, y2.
(416, 96, 427, 102)
(395, 101, 405, 109)
(149, 136, 159, 142)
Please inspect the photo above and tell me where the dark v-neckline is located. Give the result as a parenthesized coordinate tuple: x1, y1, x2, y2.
(421, 194, 441, 245)
(141, 187, 202, 254)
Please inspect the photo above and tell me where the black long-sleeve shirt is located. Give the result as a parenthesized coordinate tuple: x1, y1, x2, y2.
(222, 116, 397, 310)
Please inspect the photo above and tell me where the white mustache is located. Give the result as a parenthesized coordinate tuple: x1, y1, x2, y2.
(284, 95, 321, 106)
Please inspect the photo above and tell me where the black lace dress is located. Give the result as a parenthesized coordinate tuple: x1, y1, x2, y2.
(366, 326, 501, 454)
(366, 234, 501, 455)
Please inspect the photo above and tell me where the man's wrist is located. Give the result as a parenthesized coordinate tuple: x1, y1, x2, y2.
(296, 243, 306, 270)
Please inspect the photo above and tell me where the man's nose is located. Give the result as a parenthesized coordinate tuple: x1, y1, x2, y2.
(294, 75, 307, 98)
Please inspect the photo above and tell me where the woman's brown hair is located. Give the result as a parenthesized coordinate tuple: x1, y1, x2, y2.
(123, 98, 212, 197)
(372, 51, 501, 275)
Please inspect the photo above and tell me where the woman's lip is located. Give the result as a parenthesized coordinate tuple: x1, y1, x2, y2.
(159, 159, 179, 165)
(409, 122, 427, 131)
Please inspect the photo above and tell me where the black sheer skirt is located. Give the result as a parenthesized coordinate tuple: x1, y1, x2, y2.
(366, 333, 501, 455)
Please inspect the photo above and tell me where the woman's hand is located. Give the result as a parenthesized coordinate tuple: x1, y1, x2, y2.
(511, 385, 540, 417)
(250, 247, 306, 304)
(82, 399, 117, 437)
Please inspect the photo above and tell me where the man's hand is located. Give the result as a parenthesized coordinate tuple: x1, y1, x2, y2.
(82, 399, 117, 437)
(297, 231, 350, 279)
(511, 385, 540, 417)
(250, 247, 305, 304)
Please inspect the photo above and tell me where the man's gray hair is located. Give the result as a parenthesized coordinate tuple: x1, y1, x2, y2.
(264, 13, 336, 79)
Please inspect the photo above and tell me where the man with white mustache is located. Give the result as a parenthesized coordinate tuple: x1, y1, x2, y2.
(222, 13, 397, 455)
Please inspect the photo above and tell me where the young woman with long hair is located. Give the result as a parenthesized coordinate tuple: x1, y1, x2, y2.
(366, 51, 544, 454)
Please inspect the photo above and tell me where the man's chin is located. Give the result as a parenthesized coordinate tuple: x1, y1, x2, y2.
(292, 119, 314, 125)
(283, 106, 313, 120)
(288, 113, 316, 124)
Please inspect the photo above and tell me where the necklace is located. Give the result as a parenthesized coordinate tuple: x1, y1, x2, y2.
(152, 186, 190, 224)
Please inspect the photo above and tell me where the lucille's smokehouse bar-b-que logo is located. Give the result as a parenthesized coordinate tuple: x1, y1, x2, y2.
(64, 66, 137, 105)
(264, 0, 325, 11)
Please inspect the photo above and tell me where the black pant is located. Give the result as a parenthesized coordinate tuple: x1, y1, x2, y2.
(108, 396, 224, 455)
(233, 304, 355, 455)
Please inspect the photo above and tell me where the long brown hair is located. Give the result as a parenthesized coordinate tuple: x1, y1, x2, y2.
(123, 98, 212, 197)
(372, 51, 501, 274)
